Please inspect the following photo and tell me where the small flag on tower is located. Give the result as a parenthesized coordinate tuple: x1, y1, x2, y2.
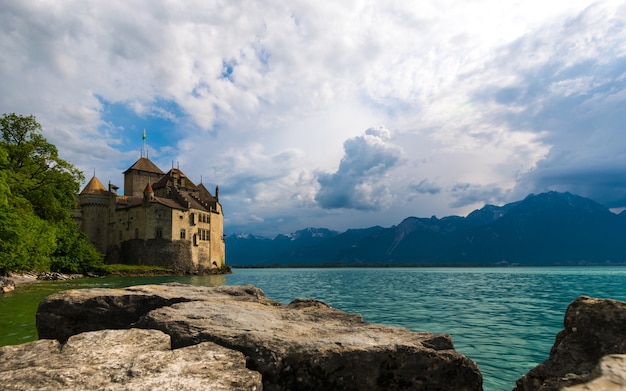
(142, 129, 146, 140)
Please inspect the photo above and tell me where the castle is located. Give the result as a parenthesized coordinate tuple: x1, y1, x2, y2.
(77, 157, 226, 273)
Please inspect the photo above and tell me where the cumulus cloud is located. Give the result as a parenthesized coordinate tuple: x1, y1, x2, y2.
(315, 127, 402, 211)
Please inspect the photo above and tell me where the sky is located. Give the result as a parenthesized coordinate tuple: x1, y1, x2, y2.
(2, 1, 626, 237)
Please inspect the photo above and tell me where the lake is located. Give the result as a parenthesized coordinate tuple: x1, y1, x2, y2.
(1, 267, 625, 390)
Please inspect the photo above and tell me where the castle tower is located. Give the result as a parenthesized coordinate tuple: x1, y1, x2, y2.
(143, 182, 155, 203)
(123, 157, 165, 197)
(79, 176, 111, 253)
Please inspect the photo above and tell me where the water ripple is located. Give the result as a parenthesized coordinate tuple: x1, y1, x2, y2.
(225, 267, 626, 391)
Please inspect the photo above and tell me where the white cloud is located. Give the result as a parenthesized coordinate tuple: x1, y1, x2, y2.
(2, 0, 626, 236)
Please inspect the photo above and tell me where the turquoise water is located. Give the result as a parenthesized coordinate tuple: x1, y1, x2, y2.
(1, 267, 625, 390)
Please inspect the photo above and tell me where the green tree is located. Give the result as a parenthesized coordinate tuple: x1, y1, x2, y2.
(0, 113, 102, 273)
(1, 114, 83, 221)
(51, 217, 102, 273)
(1, 146, 56, 272)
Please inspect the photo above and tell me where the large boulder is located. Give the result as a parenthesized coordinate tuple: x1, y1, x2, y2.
(0, 328, 262, 390)
(514, 296, 626, 391)
(36, 283, 482, 391)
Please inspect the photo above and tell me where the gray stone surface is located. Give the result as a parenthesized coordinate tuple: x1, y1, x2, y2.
(515, 296, 626, 391)
(0, 328, 262, 391)
(562, 354, 626, 391)
(36, 283, 482, 391)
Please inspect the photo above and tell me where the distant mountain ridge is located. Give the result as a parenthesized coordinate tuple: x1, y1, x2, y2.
(226, 192, 626, 266)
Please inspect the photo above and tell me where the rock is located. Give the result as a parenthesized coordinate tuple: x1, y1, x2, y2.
(514, 296, 626, 391)
(36, 272, 83, 281)
(0, 328, 262, 391)
(562, 354, 626, 391)
(36, 284, 483, 391)
(5, 272, 38, 286)
(0, 277, 15, 293)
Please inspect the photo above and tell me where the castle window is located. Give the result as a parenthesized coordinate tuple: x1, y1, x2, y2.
(180, 229, 186, 239)
(190, 213, 195, 226)
(155, 227, 163, 238)
(193, 234, 197, 246)
(196, 228, 209, 241)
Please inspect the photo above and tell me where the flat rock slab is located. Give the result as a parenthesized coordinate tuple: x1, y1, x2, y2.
(0, 328, 262, 391)
(36, 283, 482, 391)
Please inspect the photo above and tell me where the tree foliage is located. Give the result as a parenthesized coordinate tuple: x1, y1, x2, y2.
(0, 113, 102, 273)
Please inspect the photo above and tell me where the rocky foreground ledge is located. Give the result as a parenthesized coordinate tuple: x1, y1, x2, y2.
(2, 286, 625, 390)
(2, 284, 482, 390)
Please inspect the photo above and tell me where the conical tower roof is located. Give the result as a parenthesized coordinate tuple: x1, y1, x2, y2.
(80, 176, 108, 195)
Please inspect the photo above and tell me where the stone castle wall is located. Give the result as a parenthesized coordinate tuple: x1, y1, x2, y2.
(209, 210, 225, 268)
(109, 239, 195, 273)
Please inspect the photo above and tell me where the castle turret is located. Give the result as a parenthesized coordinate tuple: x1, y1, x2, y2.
(143, 182, 155, 202)
(79, 176, 111, 253)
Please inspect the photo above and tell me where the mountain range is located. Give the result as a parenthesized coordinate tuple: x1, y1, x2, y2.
(225, 192, 626, 266)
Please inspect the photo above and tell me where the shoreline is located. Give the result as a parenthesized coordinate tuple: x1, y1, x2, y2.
(1, 272, 85, 293)
(1, 266, 232, 293)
